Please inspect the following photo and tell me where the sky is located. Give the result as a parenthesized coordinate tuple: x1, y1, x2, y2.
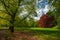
(19, 0, 50, 21)
(34, 0, 50, 20)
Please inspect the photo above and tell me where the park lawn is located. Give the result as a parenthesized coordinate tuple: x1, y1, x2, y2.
(0, 27, 60, 40)
(14, 27, 60, 40)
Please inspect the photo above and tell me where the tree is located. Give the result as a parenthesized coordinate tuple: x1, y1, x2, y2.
(0, 0, 22, 32)
(0, 0, 37, 32)
(39, 13, 56, 28)
(48, 0, 60, 28)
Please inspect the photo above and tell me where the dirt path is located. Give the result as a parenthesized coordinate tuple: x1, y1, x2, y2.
(0, 29, 8, 40)
(11, 31, 44, 40)
(0, 29, 44, 40)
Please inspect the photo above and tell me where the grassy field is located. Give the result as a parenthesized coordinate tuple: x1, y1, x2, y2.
(0, 27, 60, 40)
(14, 27, 60, 40)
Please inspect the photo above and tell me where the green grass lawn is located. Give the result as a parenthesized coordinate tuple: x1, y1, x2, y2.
(0, 27, 60, 40)
(14, 27, 60, 40)
(15, 27, 60, 36)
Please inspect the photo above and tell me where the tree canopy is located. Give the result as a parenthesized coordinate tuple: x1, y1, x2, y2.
(0, 0, 60, 32)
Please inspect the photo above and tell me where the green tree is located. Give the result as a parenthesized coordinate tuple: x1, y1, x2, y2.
(48, 0, 60, 28)
(0, 0, 22, 32)
(0, 0, 37, 32)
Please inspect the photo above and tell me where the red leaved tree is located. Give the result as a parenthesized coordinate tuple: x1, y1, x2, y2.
(38, 14, 55, 28)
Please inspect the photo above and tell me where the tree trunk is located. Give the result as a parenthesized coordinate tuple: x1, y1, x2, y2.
(9, 15, 15, 33)
(9, 26, 14, 33)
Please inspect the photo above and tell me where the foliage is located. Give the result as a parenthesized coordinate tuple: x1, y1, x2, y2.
(0, 0, 38, 32)
(0, 0, 60, 30)
(39, 14, 56, 28)
(48, 0, 60, 28)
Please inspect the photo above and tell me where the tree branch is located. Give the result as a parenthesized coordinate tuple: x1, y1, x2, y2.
(12, 0, 22, 20)
(0, 0, 12, 16)
(0, 10, 12, 16)
(19, 12, 32, 23)
(13, 0, 21, 14)
(0, 16, 10, 22)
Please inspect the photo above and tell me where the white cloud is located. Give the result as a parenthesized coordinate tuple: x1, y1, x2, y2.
(43, 5, 49, 14)
(19, 11, 28, 18)
(20, 11, 28, 16)
(19, 0, 50, 21)
(33, 4, 49, 20)
(36, 0, 43, 4)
